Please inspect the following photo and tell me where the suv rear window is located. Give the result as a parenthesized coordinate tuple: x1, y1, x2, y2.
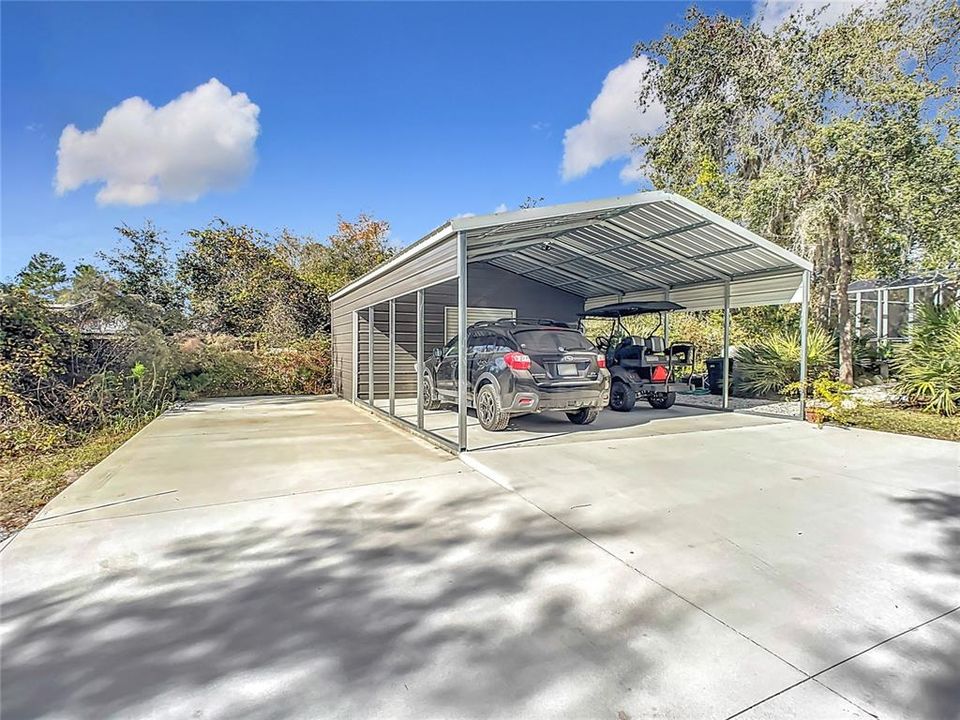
(513, 329, 595, 353)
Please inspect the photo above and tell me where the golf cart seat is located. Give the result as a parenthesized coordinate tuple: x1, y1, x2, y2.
(613, 336, 645, 369)
(614, 336, 669, 369)
(644, 336, 666, 354)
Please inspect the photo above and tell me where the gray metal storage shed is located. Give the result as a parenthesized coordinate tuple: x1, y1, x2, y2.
(329, 191, 813, 452)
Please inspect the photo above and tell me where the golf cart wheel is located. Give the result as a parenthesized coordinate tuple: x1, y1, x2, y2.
(609, 381, 636, 412)
(422, 372, 442, 410)
(476, 384, 510, 432)
(647, 391, 676, 410)
(566, 407, 600, 425)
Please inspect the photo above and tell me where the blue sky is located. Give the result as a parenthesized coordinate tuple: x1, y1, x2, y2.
(1, 1, 760, 278)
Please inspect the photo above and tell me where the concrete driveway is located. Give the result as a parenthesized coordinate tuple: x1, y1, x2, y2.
(2, 397, 957, 719)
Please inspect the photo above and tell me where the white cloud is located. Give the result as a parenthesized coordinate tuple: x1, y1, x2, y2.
(55, 78, 260, 206)
(453, 212, 476, 219)
(561, 56, 665, 182)
(494, 203, 509, 213)
(752, 0, 878, 32)
(618, 153, 650, 183)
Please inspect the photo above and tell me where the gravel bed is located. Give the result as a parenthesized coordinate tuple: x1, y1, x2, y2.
(677, 392, 800, 417)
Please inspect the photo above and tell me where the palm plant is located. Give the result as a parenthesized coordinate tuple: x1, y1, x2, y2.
(736, 326, 836, 397)
(894, 303, 960, 416)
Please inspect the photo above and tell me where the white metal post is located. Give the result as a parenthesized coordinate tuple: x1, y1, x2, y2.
(388, 298, 396, 416)
(417, 289, 425, 430)
(876, 291, 882, 343)
(722, 278, 731, 410)
(880, 289, 889, 341)
(799, 270, 810, 420)
(352, 310, 358, 402)
(457, 231, 469, 451)
(663, 288, 670, 345)
(367, 306, 374, 404)
(907, 286, 915, 335)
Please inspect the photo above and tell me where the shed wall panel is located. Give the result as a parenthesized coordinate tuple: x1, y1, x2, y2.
(330, 237, 457, 401)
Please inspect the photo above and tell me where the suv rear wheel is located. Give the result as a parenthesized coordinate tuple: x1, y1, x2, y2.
(647, 391, 676, 409)
(476, 383, 510, 431)
(566, 407, 600, 425)
(609, 380, 636, 412)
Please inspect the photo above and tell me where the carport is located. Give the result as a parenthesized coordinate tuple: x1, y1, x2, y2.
(329, 191, 813, 452)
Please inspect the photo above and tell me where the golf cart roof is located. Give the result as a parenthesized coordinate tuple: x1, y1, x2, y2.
(579, 301, 686, 318)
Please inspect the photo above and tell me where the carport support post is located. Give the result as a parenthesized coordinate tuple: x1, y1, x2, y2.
(416, 289, 425, 430)
(457, 230, 468, 451)
(367, 306, 374, 404)
(722, 278, 731, 410)
(388, 299, 396, 415)
(799, 270, 810, 420)
(663, 289, 670, 345)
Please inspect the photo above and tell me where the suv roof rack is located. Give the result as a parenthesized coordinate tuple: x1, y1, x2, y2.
(472, 317, 570, 329)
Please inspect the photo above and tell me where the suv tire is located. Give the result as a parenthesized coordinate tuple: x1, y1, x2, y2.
(647, 391, 676, 409)
(567, 407, 600, 425)
(476, 383, 510, 432)
(609, 380, 636, 412)
(422, 372, 442, 411)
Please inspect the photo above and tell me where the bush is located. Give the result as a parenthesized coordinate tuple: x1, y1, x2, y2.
(174, 335, 331, 398)
(894, 302, 960, 415)
(736, 326, 836, 396)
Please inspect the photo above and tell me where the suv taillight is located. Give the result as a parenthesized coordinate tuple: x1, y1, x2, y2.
(503, 352, 532, 371)
(596, 353, 606, 369)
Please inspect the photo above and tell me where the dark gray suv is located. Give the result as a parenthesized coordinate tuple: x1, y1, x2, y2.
(421, 319, 610, 431)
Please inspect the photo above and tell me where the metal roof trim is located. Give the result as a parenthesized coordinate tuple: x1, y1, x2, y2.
(328, 222, 454, 301)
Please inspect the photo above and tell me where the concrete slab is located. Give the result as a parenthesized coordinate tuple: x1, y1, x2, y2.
(380, 396, 786, 451)
(465, 420, 960, 679)
(2, 397, 806, 720)
(734, 679, 870, 719)
(30, 396, 461, 527)
(816, 607, 960, 720)
(4, 396, 957, 719)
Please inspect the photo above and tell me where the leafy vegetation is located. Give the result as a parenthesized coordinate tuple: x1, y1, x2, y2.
(1, 215, 393, 535)
(634, 0, 960, 384)
(735, 326, 836, 396)
(895, 302, 960, 415)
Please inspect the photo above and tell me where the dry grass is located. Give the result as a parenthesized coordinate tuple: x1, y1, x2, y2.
(0, 419, 151, 540)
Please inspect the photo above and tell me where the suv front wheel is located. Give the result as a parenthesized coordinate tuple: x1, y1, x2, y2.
(422, 372, 442, 411)
(476, 383, 510, 432)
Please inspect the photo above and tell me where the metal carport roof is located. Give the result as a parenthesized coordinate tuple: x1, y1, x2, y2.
(330, 190, 813, 451)
(330, 191, 812, 311)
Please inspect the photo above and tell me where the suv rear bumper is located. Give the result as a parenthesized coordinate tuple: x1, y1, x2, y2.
(505, 375, 610, 414)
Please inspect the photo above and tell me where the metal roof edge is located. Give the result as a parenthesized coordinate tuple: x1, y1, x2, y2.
(329, 190, 812, 301)
(665, 194, 813, 272)
(449, 191, 672, 232)
(329, 222, 454, 301)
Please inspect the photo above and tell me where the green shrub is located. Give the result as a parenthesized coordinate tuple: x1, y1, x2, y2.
(736, 326, 836, 396)
(894, 302, 960, 415)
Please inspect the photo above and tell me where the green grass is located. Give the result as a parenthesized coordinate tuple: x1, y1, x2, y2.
(835, 406, 960, 442)
(0, 419, 151, 539)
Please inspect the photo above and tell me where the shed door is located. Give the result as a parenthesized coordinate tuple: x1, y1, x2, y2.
(444, 307, 516, 342)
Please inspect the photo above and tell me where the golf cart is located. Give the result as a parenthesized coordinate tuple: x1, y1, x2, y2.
(579, 301, 695, 412)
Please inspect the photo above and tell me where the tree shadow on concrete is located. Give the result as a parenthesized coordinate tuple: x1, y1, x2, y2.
(2, 483, 703, 720)
(818, 490, 960, 720)
(894, 491, 960, 577)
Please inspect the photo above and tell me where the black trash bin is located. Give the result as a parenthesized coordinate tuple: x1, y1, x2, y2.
(705, 357, 733, 395)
